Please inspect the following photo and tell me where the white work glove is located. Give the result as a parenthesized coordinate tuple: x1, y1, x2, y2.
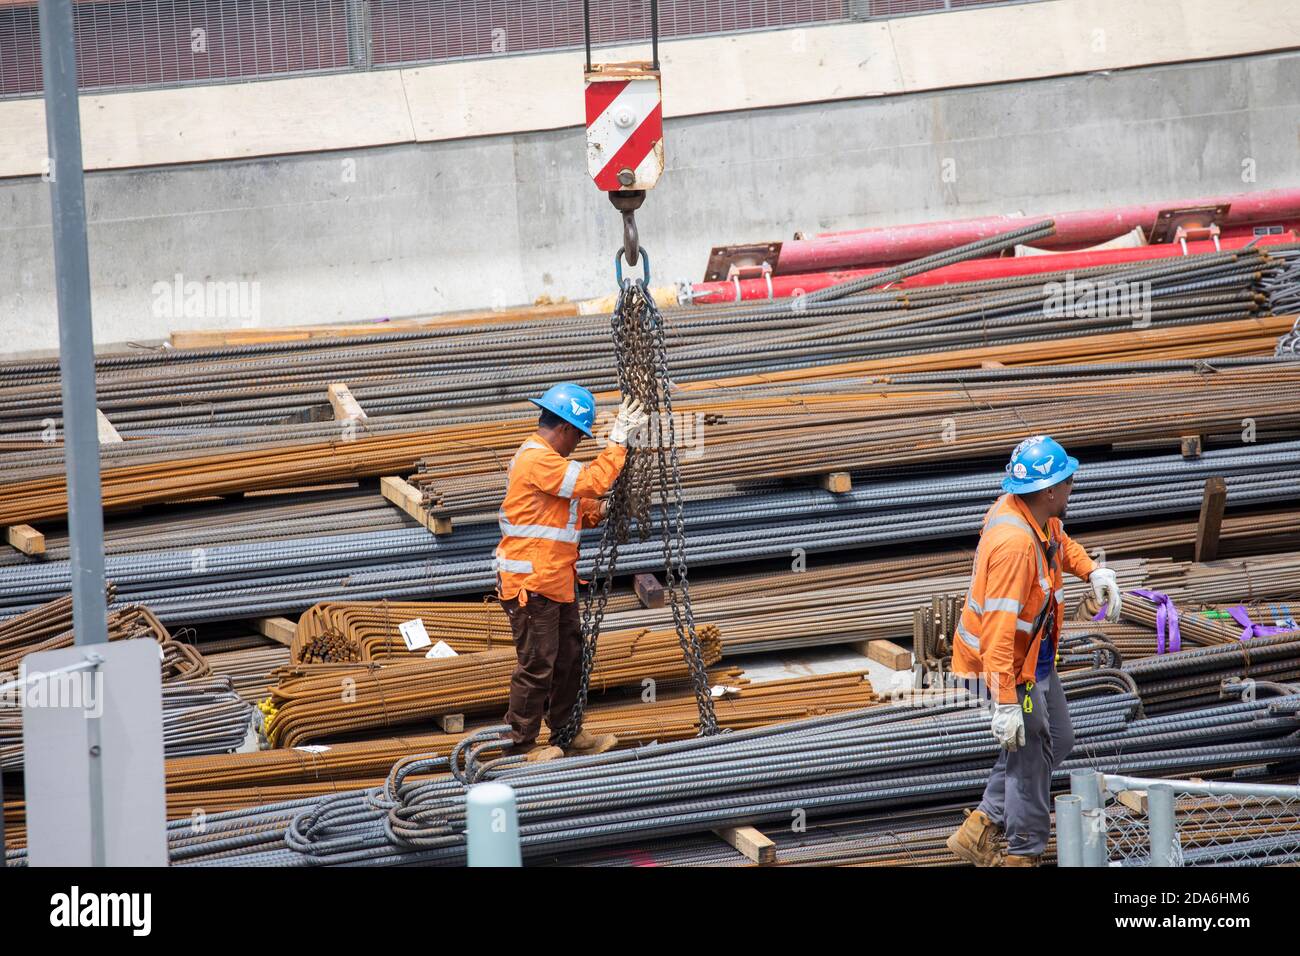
(1090, 567, 1123, 622)
(990, 703, 1026, 751)
(608, 398, 648, 446)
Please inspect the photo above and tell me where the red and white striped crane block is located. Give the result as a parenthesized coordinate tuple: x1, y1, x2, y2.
(585, 62, 664, 193)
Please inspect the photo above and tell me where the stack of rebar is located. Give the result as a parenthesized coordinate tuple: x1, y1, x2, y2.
(173, 670, 872, 795)
(4, 360, 1299, 529)
(203, 644, 291, 703)
(1123, 632, 1300, 713)
(3, 214, 1300, 871)
(4, 438, 1300, 627)
(537, 805, 983, 867)
(292, 599, 513, 663)
(1147, 552, 1300, 608)
(0, 588, 174, 671)
(0, 594, 252, 770)
(1, 670, 878, 850)
(123, 676, 1300, 867)
(2, 673, 252, 771)
(264, 625, 723, 747)
(0, 241, 1291, 441)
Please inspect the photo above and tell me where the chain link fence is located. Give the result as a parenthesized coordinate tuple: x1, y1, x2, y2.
(0, 0, 1049, 99)
(1101, 775, 1300, 867)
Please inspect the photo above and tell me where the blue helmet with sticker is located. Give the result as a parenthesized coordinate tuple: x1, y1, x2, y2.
(1002, 434, 1078, 494)
(530, 383, 596, 437)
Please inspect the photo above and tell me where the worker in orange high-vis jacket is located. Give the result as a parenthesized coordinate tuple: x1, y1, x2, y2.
(494, 382, 648, 763)
(946, 436, 1123, 867)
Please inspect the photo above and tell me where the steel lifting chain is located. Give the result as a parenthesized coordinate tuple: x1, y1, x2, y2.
(552, 272, 718, 748)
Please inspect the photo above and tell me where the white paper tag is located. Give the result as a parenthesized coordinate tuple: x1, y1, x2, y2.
(425, 640, 458, 659)
(399, 618, 432, 651)
(295, 745, 331, 753)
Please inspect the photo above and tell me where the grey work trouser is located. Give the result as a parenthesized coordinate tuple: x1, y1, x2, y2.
(977, 672, 1075, 856)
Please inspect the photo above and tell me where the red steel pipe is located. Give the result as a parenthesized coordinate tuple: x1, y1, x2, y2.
(775, 188, 1300, 274)
(687, 231, 1297, 305)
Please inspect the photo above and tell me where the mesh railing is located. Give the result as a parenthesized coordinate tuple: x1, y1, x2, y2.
(0, 0, 1048, 99)
(1106, 801, 1157, 866)
(1104, 777, 1300, 867)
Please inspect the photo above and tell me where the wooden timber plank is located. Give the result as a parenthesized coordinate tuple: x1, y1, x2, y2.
(5, 524, 44, 556)
(254, 617, 297, 646)
(380, 475, 452, 535)
(713, 825, 776, 864)
(1194, 476, 1228, 562)
(327, 383, 367, 421)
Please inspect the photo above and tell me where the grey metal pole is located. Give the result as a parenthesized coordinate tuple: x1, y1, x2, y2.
(38, 0, 109, 868)
(1080, 807, 1107, 868)
(1104, 773, 1300, 801)
(1148, 784, 1178, 867)
(344, 0, 372, 69)
(1070, 769, 1104, 811)
(1070, 769, 1106, 865)
(1054, 794, 1084, 867)
(38, 0, 108, 646)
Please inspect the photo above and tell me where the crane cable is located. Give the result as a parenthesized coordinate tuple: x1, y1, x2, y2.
(583, 0, 660, 268)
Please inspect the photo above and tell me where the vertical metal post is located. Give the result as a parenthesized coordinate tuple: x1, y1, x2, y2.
(1080, 808, 1107, 867)
(466, 782, 522, 867)
(649, 0, 659, 70)
(40, 0, 108, 647)
(38, 0, 109, 867)
(1072, 770, 1107, 866)
(1148, 784, 1178, 867)
(344, 0, 372, 69)
(847, 1, 876, 21)
(583, 0, 592, 71)
(1070, 768, 1103, 810)
(1054, 794, 1084, 867)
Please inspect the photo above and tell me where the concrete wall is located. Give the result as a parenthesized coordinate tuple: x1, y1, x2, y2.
(3, 0, 1298, 176)
(2, 48, 1299, 353)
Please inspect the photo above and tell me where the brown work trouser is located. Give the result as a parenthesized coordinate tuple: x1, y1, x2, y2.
(501, 592, 582, 745)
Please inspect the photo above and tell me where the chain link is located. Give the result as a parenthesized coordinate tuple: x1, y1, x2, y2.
(553, 277, 718, 748)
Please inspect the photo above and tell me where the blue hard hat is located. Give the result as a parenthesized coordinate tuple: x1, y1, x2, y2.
(1001, 435, 1079, 494)
(530, 383, 596, 437)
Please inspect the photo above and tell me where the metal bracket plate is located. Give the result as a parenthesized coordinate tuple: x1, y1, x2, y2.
(703, 242, 783, 282)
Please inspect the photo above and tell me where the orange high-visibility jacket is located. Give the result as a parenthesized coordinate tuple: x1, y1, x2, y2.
(950, 493, 1097, 703)
(494, 432, 628, 604)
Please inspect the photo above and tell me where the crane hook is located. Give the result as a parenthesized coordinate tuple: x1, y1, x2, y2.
(609, 189, 646, 268)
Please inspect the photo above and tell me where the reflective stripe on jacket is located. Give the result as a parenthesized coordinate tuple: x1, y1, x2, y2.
(494, 432, 627, 604)
(950, 493, 1098, 703)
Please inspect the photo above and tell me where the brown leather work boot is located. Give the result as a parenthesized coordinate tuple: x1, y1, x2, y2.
(999, 854, 1042, 867)
(503, 742, 565, 763)
(564, 729, 618, 756)
(945, 808, 1005, 866)
(526, 745, 565, 763)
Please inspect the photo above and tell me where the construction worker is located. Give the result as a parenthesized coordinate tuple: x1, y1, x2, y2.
(494, 382, 648, 762)
(945, 435, 1122, 866)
